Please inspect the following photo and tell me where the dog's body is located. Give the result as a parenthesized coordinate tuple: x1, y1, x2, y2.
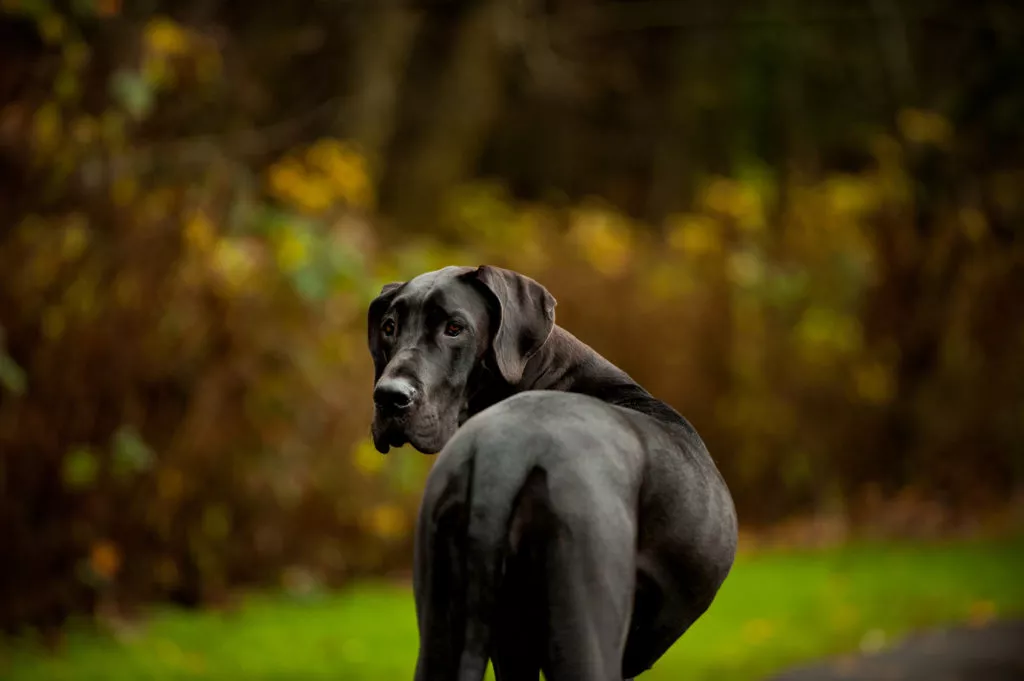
(367, 266, 737, 681)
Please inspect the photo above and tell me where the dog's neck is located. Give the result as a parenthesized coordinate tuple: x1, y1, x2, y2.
(470, 326, 696, 433)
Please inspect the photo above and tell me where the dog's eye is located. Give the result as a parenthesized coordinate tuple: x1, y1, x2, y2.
(381, 319, 396, 337)
(443, 321, 464, 337)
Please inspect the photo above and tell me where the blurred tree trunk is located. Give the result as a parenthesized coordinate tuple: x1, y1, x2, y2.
(340, 2, 422, 175)
(380, 0, 509, 230)
(645, 36, 699, 223)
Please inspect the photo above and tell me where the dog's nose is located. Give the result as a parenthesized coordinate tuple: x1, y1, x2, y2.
(373, 379, 418, 413)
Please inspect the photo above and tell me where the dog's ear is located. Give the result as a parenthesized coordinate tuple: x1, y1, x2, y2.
(463, 265, 556, 385)
(367, 282, 404, 381)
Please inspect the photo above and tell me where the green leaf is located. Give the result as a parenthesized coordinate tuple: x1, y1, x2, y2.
(0, 352, 26, 396)
(201, 504, 232, 539)
(109, 69, 154, 121)
(22, 0, 52, 18)
(391, 450, 428, 495)
(55, 68, 80, 102)
(112, 425, 155, 479)
(63, 447, 99, 489)
(71, 0, 97, 17)
(292, 266, 328, 302)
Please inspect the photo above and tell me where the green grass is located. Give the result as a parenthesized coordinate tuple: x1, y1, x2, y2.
(2, 538, 1023, 681)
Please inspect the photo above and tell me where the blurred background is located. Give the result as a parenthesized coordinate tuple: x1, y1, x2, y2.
(1, 0, 1022, 679)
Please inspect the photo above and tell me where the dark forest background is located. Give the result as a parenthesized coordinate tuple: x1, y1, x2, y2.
(1, 0, 1022, 634)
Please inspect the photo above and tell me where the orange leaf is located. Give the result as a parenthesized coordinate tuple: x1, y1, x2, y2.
(89, 540, 122, 580)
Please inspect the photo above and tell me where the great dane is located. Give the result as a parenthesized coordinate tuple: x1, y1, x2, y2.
(368, 265, 738, 681)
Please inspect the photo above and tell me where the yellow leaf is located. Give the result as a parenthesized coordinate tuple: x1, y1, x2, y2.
(142, 54, 174, 89)
(32, 102, 62, 152)
(268, 139, 376, 212)
(825, 176, 879, 218)
(293, 177, 336, 214)
(274, 230, 309, 273)
(959, 207, 987, 243)
(267, 158, 337, 213)
(570, 208, 632, 277)
(145, 17, 189, 56)
(642, 261, 691, 301)
(38, 12, 66, 45)
(184, 209, 216, 253)
(727, 250, 764, 287)
(353, 438, 385, 475)
(667, 214, 721, 257)
(267, 158, 305, 199)
(796, 307, 862, 358)
(43, 306, 65, 340)
(61, 216, 90, 260)
(700, 177, 763, 230)
(111, 175, 137, 206)
(897, 108, 953, 147)
(364, 504, 407, 540)
(305, 139, 346, 171)
(211, 237, 261, 292)
(508, 209, 549, 271)
(308, 140, 374, 209)
(853, 361, 894, 404)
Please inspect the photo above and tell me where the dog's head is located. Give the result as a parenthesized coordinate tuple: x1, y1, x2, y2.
(367, 265, 556, 454)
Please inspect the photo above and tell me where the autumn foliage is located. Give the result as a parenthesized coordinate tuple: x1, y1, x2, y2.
(1, 0, 1022, 632)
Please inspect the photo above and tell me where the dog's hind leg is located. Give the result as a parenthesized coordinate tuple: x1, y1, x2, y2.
(415, 443, 553, 681)
(620, 566, 712, 679)
(490, 468, 549, 681)
(539, 484, 637, 681)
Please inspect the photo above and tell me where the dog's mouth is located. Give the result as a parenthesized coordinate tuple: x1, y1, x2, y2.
(371, 414, 406, 454)
(371, 408, 454, 455)
(372, 421, 408, 453)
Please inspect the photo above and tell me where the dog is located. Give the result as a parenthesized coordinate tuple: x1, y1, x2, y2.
(368, 265, 737, 681)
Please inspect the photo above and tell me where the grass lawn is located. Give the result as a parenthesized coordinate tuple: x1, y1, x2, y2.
(2, 537, 1023, 681)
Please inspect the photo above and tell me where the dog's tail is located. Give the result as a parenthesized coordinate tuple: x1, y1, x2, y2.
(456, 451, 547, 681)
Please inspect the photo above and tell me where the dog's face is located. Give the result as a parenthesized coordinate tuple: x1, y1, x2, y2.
(367, 265, 556, 454)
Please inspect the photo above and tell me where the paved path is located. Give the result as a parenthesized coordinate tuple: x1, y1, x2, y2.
(767, 620, 1024, 681)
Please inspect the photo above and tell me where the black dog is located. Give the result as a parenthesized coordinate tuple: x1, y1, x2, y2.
(368, 265, 737, 681)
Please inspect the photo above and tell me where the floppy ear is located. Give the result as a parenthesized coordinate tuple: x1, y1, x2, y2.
(463, 265, 556, 385)
(367, 282, 404, 381)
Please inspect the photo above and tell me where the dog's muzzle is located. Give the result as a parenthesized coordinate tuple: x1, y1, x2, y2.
(372, 377, 419, 453)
